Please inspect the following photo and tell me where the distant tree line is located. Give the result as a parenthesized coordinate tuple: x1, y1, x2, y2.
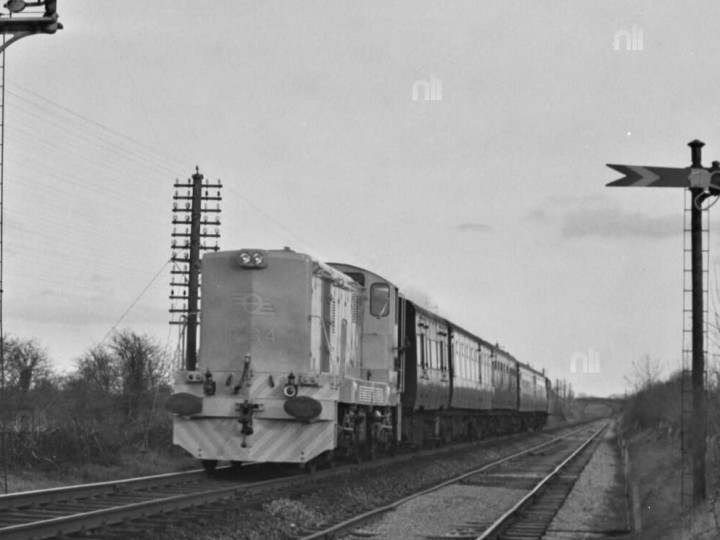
(0, 329, 173, 468)
(623, 354, 720, 439)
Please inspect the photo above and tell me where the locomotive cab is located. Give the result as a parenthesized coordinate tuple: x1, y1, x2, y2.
(327, 263, 400, 391)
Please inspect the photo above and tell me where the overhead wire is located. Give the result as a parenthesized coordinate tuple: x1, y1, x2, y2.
(0, 76, 325, 376)
(97, 258, 171, 347)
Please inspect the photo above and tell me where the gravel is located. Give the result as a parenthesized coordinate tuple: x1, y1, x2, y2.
(543, 421, 630, 539)
(151, 433, 550, 540)
(347, 484, 525, 539)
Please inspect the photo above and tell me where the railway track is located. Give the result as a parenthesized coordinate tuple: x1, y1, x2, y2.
(475, 422, 609, 540)
(0, 465, 297, 540)
(293, 422, 610, 540)
(0, 421, 603, 540)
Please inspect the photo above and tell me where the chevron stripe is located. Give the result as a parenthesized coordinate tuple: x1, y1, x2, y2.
(606, 164, 693, 188)
(173, 417, 336, 463)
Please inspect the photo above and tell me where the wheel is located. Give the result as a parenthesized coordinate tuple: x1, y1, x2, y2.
(324, 450, 336, 469)
(353, 430, 363, 464)
(301, 459, 318, 474)
(201, 459, 218, 475)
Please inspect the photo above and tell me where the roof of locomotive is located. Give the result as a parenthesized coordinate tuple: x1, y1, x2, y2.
(205, 248, 361, 291)
(326, 262, 397, 289)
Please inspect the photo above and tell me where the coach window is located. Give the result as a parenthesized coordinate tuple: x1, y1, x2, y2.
(477, 351, 482, 384)
(370, 283, 390, 317)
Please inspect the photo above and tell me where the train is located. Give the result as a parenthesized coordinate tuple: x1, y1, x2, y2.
(165, 247, 550, 471)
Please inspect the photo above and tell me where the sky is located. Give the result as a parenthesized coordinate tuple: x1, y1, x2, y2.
(2, 0, 720, 397)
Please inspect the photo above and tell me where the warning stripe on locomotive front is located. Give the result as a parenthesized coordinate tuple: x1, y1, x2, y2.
(173, 417, 336, 463)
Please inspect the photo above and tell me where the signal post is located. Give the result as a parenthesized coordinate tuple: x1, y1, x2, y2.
(607, 140, 720, 505)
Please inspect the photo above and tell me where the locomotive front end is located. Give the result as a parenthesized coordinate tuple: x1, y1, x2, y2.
(167, 248, 360, 467)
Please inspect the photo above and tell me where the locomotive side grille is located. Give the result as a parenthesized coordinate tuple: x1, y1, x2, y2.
(330, 292, 336, 333)
(351, 294, 363, 326)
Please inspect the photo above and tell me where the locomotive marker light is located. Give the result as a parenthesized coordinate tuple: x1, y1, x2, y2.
(283, 372, 298, 398)
(606, 140, 714, 505)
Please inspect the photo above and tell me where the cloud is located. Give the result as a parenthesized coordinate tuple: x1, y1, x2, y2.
(525, 208, 549, 223)
(457, 222, 493, 233)
(561, 207, 680, 239)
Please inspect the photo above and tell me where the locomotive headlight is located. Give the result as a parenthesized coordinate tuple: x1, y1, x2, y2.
(251, 252, 265, 266)
(236, 249, 268, 269)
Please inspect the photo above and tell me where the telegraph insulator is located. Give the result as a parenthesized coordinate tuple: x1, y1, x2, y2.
(171, 240, 176, 248)
(185, 216, 190, 222)
(185, 202, 190, 209)
(173, 202, 178, 210)
(215, 227, 219, 235)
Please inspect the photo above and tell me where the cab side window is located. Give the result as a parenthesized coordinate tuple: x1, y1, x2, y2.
(370, 283, 390, 317)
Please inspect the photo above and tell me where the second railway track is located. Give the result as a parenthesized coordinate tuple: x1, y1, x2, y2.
(294, 421, 617, 540)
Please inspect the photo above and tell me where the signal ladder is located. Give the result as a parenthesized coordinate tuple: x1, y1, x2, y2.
(680, 188, 710, 508)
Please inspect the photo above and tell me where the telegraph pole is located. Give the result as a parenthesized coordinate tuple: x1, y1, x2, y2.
(170, 168, 222, 371)
(185, 169, 202, 371)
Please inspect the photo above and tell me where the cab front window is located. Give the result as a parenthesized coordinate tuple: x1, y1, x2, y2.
(369, 283, 390, 317)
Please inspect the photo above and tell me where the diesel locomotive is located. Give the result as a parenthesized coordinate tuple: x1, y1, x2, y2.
(166, 247, 550, 471)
